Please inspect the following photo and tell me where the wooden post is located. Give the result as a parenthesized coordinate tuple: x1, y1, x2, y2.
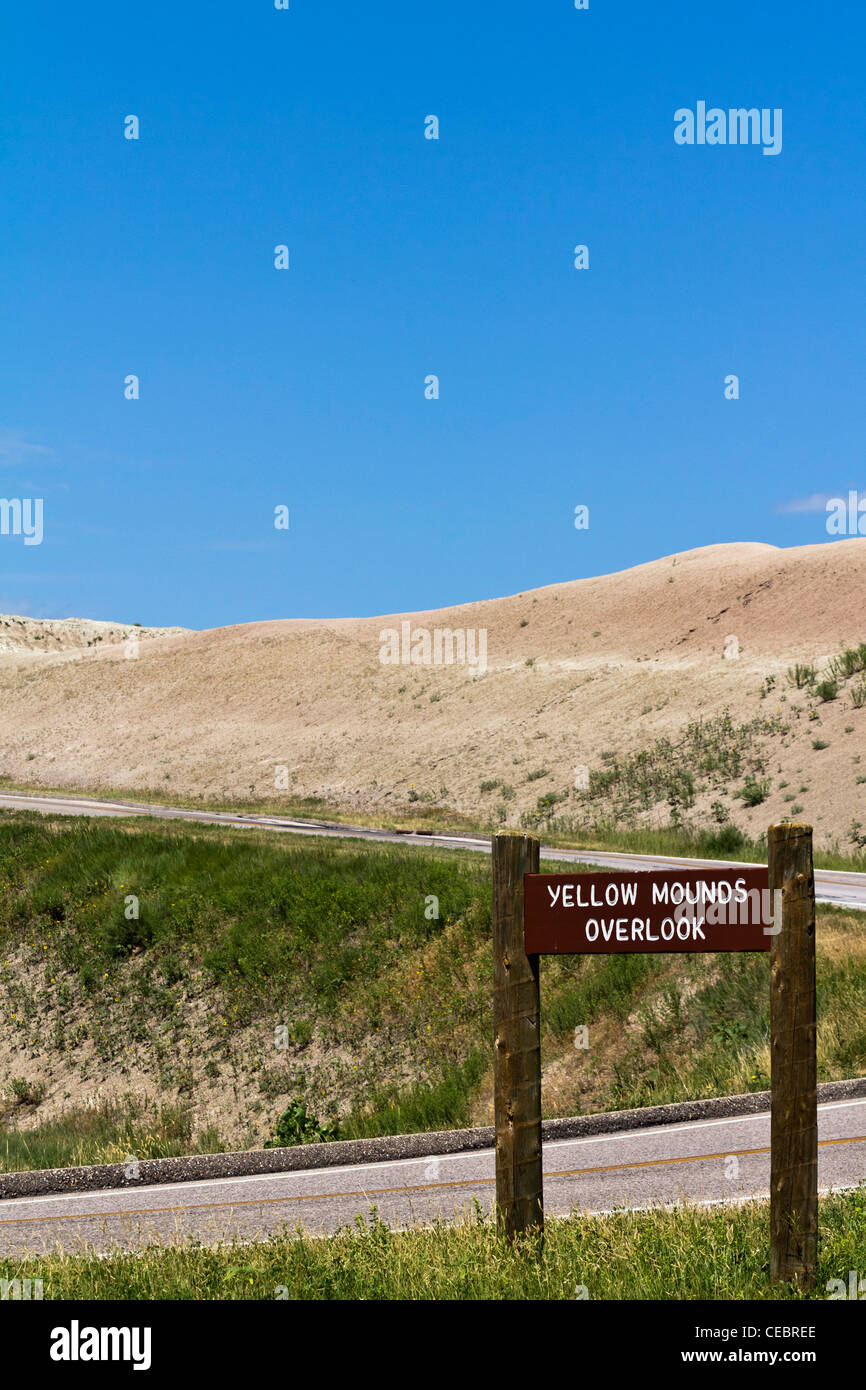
(768, 822, 817, 1288)
(492, 831, 543, 1243)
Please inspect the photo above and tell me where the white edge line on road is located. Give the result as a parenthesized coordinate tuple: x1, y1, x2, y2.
(395, 1180, 866, 1231)
(565, 1181, 866, 1220)
(2, 1098, 864, 1214)
(65, 1180, 866, 1258)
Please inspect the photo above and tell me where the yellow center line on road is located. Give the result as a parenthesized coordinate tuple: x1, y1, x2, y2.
(1, 1134, 864, 1227)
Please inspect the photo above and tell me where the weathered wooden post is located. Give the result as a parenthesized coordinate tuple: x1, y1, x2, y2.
(492, 831, 543, 1243)
(768, 822, 818, 1288)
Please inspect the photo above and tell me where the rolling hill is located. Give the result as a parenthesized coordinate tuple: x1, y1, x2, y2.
(1, 539, 864, 850)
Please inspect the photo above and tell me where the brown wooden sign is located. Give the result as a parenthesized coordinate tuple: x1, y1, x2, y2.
(494, 829, 817, 1289)
(524, 866, 771, 954)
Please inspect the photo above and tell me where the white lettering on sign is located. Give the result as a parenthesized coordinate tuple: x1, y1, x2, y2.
(583, 916, 707, 944)
(526, 868, 772, 954)
(651, 877, 748, 906)
(547, 881, 638, 909)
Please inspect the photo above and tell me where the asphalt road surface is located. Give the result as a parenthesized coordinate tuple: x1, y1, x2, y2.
(0, 1099, 863, 1256)
(2, 789, 865, 910)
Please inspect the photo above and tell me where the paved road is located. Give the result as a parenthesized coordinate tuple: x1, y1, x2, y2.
(2, 790, 865, 910)
(0, 1099, 863, 1256)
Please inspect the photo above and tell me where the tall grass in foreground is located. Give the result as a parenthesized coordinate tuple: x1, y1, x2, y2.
(2, 1189, 863, 1300)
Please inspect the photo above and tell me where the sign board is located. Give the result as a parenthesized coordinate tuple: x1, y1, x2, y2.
(494, 828, 818, 1290)
(524, 866, 772, 954)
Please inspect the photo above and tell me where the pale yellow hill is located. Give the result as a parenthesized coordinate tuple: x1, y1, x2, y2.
(1, 539, 864, 849)
(0, 614, 187, 656)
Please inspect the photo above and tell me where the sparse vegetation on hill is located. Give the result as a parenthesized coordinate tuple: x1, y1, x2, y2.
(521, 710, 783, 834)
(0, 613, 186, 655)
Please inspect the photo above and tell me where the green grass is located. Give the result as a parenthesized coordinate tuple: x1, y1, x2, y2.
(0, 811, 599, 1162)
(0, 812, 508, 1152)
(545, 954, 663, 1040)
(0, 809, 488, 1023)
(2, 1188, 863, 1299)
(339, 1051, 489, 1139)
(1, 811, 864, 1171)
(539, 819, 866, 873)
(593, 906, 866, 1110)
(739, 778, 771, 808)
(2, 770, 866, 871)
(0, 1098, 222, 1172)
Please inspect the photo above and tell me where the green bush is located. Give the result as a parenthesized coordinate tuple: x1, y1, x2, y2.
(838, 647, 866, 678)
(787, 663, 816, 688)
(700, 823, 745, 854)
(739, 778, 770, 807)
(7, 1078, 46, 1106)
(265, 1097, 340, 1148)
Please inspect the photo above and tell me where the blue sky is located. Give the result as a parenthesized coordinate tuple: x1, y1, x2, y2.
(2, 1, 864, 628)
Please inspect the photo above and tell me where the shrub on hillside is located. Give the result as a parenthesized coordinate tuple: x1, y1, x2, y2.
(699, 823, 745, 855)
(739, 778, 770, 807)
(265, 1097, 339, 1149)
(787, 663, 816, 689)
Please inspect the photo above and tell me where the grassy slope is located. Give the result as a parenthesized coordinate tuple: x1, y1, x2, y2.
(0, 810, 864, 1170)
(1, 1190, 863, 1299)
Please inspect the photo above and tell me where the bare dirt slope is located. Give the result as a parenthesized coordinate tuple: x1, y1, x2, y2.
(0, 614, 187, 656)
(1, 540, 864, 850)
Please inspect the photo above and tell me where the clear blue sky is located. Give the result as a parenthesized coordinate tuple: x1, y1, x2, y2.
(2, 1, 864, 627)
